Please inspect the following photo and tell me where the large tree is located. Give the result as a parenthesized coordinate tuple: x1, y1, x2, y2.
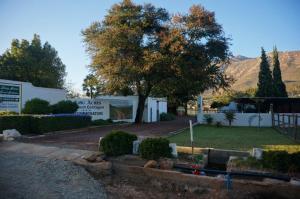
(0, 34, 66, 88)
(152, 5, 232, 111)
(83, 0, 232, 123)
(256, 48, 273, 97)
(272, 47, 288, 97)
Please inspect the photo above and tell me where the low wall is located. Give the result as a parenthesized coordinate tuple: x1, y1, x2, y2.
(112, 162, 300, 198)
(198, 113, 272, 127)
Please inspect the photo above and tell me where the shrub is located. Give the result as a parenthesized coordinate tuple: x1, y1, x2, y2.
(0, 110, 18, 116)
(92, 119, 113, 126)
(0, 115, 91, 135)
(139, 138, 172, 160)
(51, 100, 79, 114)
(160, 112, 176, 121)
(224, 111, 236, 126)
(203, 114, 213, 125)
(215, 121, 222, 128)
(22, 98, 51, 114)
(262, 151, 300, 173)
(100, 131, 137, 156)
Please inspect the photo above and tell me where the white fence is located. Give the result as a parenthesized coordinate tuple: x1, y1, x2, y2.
(198, 113, 272, 127)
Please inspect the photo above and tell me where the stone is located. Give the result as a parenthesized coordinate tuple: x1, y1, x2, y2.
(132, 140, 141, 155)
(144, 160, 158, 168)
(252, 148, 263, 160)
(290, 178, 300, 186)
(0, 134, 4, 141)
(84, 153, 98, 162)
(3, 129, 21, 140)
(95, 157, 103, 162)
(159, 158, 174, 170)
(169, 143, 178, 157)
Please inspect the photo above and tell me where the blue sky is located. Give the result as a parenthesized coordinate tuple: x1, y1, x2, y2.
(1, 0, 300, 92)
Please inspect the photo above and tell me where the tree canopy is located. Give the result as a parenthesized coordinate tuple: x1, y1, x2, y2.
(82, 0, 232, 123)
(82, 73, 103, 98)
(0, 34, 66, 88)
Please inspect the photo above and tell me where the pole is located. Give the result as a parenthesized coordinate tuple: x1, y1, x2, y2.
(189, 120, 194, 155)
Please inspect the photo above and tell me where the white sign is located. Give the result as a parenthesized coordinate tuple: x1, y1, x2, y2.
(74, 99, 109, 120)
(0, 82, 21, 113)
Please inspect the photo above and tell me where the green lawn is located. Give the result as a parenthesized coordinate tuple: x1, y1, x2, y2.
(168, 125, 300, 152)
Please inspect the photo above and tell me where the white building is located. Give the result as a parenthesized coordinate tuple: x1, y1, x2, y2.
(0, 79, 66, 113)
(74, 95, 167, 123)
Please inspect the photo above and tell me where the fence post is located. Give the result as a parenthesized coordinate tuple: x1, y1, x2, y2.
(277, 114, 280, 127)
(295, 115, 298, 140)
(282, 114, 285, 128)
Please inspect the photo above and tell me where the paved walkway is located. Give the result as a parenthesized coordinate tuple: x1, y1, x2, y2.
(0, 142, 95, 161)
(22, 116, 196, 151)
(0, 142, 107, 199)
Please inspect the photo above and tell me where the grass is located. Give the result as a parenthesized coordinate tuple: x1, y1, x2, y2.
(168, 125, 300, 152)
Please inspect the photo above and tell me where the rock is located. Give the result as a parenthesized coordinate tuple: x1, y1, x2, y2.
(252, 148, 263, 160)
(0, 134, 4, 141)
(84, 153, 98, 162)
(169, 143, 178, 157)
(290, 178, 300, 186)
(159, 158, 174, 170)
(144, 160, 158, 168)
(132, 140, 141, 155)
(95, 157, 103, 162)
(3, 129, 21, 140)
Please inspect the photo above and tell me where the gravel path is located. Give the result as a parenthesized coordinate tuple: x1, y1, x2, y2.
(0, 151, 107, 199)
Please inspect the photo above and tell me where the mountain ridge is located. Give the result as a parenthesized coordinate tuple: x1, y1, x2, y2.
(225, 50, 300, 92)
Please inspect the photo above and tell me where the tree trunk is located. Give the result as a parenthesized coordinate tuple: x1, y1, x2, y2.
(135, 95, 146, 124)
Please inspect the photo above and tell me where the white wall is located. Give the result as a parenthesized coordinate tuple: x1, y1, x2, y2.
(145, 97, 167, 122)
(21, 82, 66, 107)
(0, 79, 66, 113)
(198, 113, 272, 127)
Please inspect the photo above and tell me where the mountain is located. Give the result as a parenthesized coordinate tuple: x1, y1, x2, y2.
(225, 51, 300, 93)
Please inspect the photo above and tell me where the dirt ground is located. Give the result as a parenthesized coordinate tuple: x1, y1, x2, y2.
(21, 116, 196, 151)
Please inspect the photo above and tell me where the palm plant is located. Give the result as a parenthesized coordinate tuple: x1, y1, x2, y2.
(224, 111, 236, 126)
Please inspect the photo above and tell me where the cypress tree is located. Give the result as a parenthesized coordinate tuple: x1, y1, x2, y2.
(256, 48, 273, 97)
(272, 47, 288, 97)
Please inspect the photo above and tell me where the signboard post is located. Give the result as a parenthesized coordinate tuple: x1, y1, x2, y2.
(189, 120, 194, 155)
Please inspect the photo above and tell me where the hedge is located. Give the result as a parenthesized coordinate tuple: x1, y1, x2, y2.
(139, 138, 172, 160)
(100, 131, 137, 156)
(262, 151, 300, 173)
(160, 113, 176, 121)
(0, 115, 91, 135)
(51, 100, 79, 114)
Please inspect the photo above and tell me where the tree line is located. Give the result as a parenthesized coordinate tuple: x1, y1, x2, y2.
(256, 47, 287, 97)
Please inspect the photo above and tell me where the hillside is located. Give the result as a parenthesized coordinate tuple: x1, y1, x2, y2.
(225, 51, 300, 93)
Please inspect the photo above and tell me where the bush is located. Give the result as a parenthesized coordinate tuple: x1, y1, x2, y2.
(51, 100, 79, 114)
(92, 119, 113, 126)
(203, 114, 213, 125)
(262, 151, 300, 173)
(22, 98, 51, 114)
(0, 110, 18, 116)
(0, 115, 91, 135)
(160, 112, 176, 121)
(100, 131, 137, 156)
(139, 138, 172, 160)
(215, 121, 222, 128)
